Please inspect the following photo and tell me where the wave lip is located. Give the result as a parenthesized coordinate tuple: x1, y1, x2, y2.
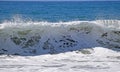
(0, 19, 120, 29)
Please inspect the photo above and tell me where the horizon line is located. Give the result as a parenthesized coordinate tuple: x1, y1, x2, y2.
(0, 0, 119, 1)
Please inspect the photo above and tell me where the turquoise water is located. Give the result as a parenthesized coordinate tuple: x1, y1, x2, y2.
(0, 1, 120, 22)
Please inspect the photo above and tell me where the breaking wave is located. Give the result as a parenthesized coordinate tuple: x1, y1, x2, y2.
(0, 19, 120, 55)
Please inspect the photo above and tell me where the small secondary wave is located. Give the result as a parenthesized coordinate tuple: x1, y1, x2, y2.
(0, 19, 120, 55)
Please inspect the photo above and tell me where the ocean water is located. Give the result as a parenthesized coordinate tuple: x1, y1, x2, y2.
(1, 2, 120, 72)
(0, 1, 120, 55)
(0, 1, 120, 22)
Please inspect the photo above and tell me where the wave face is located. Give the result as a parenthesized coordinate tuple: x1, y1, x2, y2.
(0, 20, 120, 55)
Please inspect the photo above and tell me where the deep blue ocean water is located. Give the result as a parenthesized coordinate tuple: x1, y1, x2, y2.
(0, 1, 120, 22)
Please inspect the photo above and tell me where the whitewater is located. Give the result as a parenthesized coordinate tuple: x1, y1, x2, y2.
(0, 19, 120, 72)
